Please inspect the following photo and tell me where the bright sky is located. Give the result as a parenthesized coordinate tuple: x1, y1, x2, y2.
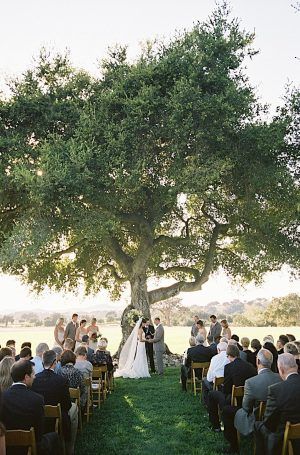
(0, 0, 299, 312)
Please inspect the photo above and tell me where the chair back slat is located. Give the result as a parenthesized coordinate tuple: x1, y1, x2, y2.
(282, 422, 300, 455)
(69, 387, 80, 400)
(213, 377, 224, 390)
(231, 385, 244, 406)
(5, 427, 37, 455)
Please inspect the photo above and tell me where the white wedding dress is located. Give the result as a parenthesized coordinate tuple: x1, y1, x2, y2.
(115, 318, 150, 379)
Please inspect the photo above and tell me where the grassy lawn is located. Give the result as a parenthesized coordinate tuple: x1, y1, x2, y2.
(75, 367, 240, 455)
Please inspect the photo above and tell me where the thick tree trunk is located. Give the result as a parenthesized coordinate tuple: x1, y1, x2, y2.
(116, 273, 151, 356)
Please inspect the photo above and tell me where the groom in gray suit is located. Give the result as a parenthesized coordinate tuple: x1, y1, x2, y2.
(147, 317, 165, 375)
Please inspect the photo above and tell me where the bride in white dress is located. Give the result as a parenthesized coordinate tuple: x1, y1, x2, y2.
(115, 317, 150, 379)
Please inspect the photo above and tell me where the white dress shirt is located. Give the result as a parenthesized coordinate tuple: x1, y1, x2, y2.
(32, 355, 44, 374)
(206, 350, 229, 383)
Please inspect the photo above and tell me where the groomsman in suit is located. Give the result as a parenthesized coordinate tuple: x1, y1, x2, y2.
(64, 313, 79, 344)
(143, 319, 155, 373)
(147, 317, 165, 376)
(208, 315, 222, 342)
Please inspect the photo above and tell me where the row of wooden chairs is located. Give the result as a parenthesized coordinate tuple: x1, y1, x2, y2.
(5, 365, 113, 455)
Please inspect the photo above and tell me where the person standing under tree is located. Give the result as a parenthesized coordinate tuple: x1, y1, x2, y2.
(143, 318, 155, 373)
(64, 314, 79, 347)
(147, 317, 165, 376)
(191, 315, 199, 337)
(208, 315, 222, 342)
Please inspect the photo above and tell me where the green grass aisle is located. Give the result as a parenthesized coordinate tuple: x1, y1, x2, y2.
(75, 367, 228, 455)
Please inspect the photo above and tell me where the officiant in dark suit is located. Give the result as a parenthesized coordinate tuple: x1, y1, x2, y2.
(143, 318, 155, 373)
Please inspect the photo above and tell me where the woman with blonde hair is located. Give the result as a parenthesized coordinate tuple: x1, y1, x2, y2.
(0, 356, 15, 391)
(220, 320, 231, 340)
(54, 317, 65, 347)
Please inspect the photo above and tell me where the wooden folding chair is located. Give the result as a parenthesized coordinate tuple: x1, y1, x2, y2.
(191, 361, 210, 396)
(213, 376, 224, 391)
(282, 421, 300, 455)
(231, 386, 245, 450)
(84, 377, 93, 422)
(258, 401, 266, 421)
(69, 387, 82, 431)
(44, 403, 66, 455)
(5, 427, 37, 455)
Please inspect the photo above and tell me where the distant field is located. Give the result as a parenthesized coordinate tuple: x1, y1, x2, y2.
(1, 325, 300, 355)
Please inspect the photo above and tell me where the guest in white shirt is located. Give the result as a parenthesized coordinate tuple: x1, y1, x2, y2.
(202, 341, 229, 407)
(32, 343, 49, 374)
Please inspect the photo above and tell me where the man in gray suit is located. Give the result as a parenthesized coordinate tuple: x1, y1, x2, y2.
(148, 317, 165, 375)
(208, 315, 222, 342)
(221, 349, 281, 453)
(64, 313, 79, 344)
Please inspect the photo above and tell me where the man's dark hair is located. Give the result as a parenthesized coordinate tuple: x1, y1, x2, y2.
(75, 346, 87, 356)
(286, 334, 296, 342)
(210, 315, 217, 320)
(21, 342, 31, 349)
(11, 360, 33, 382)
(231, 334, 240, 342)
(0, 347, 13, 361)
(278, 335, 289, 346)
(251, 339, 262, 351)
(226, 344, 240, 359)
(72, 313, 78, 318)
(214, 336, 222, 344)
(81, 335, 89, 343)
(61, 350, 76, 366)
(20, 347, 32, 359)
(43, 350, 57, 368)
(6, 340, 16, 346)
(154, 317, 160, 321)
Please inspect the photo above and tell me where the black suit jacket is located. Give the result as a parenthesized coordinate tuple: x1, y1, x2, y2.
(263, 373, 300, 433)
(1, 384, 45, 443)
(185, 344, 213, 368)
(32, 368, 72, 439)
(32, 368, 71, 413)
(143, 325, 155, 339)
(223, 358, 257, 397)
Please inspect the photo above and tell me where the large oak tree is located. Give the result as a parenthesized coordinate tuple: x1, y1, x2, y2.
(0, 5, 299, 344)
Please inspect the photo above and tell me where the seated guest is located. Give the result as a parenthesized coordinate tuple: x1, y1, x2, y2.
(251, 339, 262, 365)
(92, 339, 114, 378)
(32, 342, 49, 374)
(263, 340, 278, 373)
(75, 346, 93, 378)
(58, 350, 87, 409)
(207, 336, 218, 356)
(241, 337, 255, 366)
(230, 335, 243, 351)
(220, 349, 282, 453)
(284, 342, 300, 373)
(63, 338, 75, 352)
(254, 353, 300, 455)
(0, 356, 15, 391)
(32, 350, 77, 455)
(100, 338, 111, 356)
(6, 340, 16, 357)
(52, 345, 63, 372)
(294, 340, 300, 354)
(180, 334, 213, 392)
(15, 342, 32, 361)
(286, 334, 296, 342)
(0, 347, 13, 361)
(207, 344, 256, 432)
(202, 341, 229, 407)
(0, 360, 59, 455)
(80, 335, 94, 362)
(19, 346, 32, 361)
(182, 337, 196, 366)
(276, 335, 289, 355)
(228, 339, 247, 362)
